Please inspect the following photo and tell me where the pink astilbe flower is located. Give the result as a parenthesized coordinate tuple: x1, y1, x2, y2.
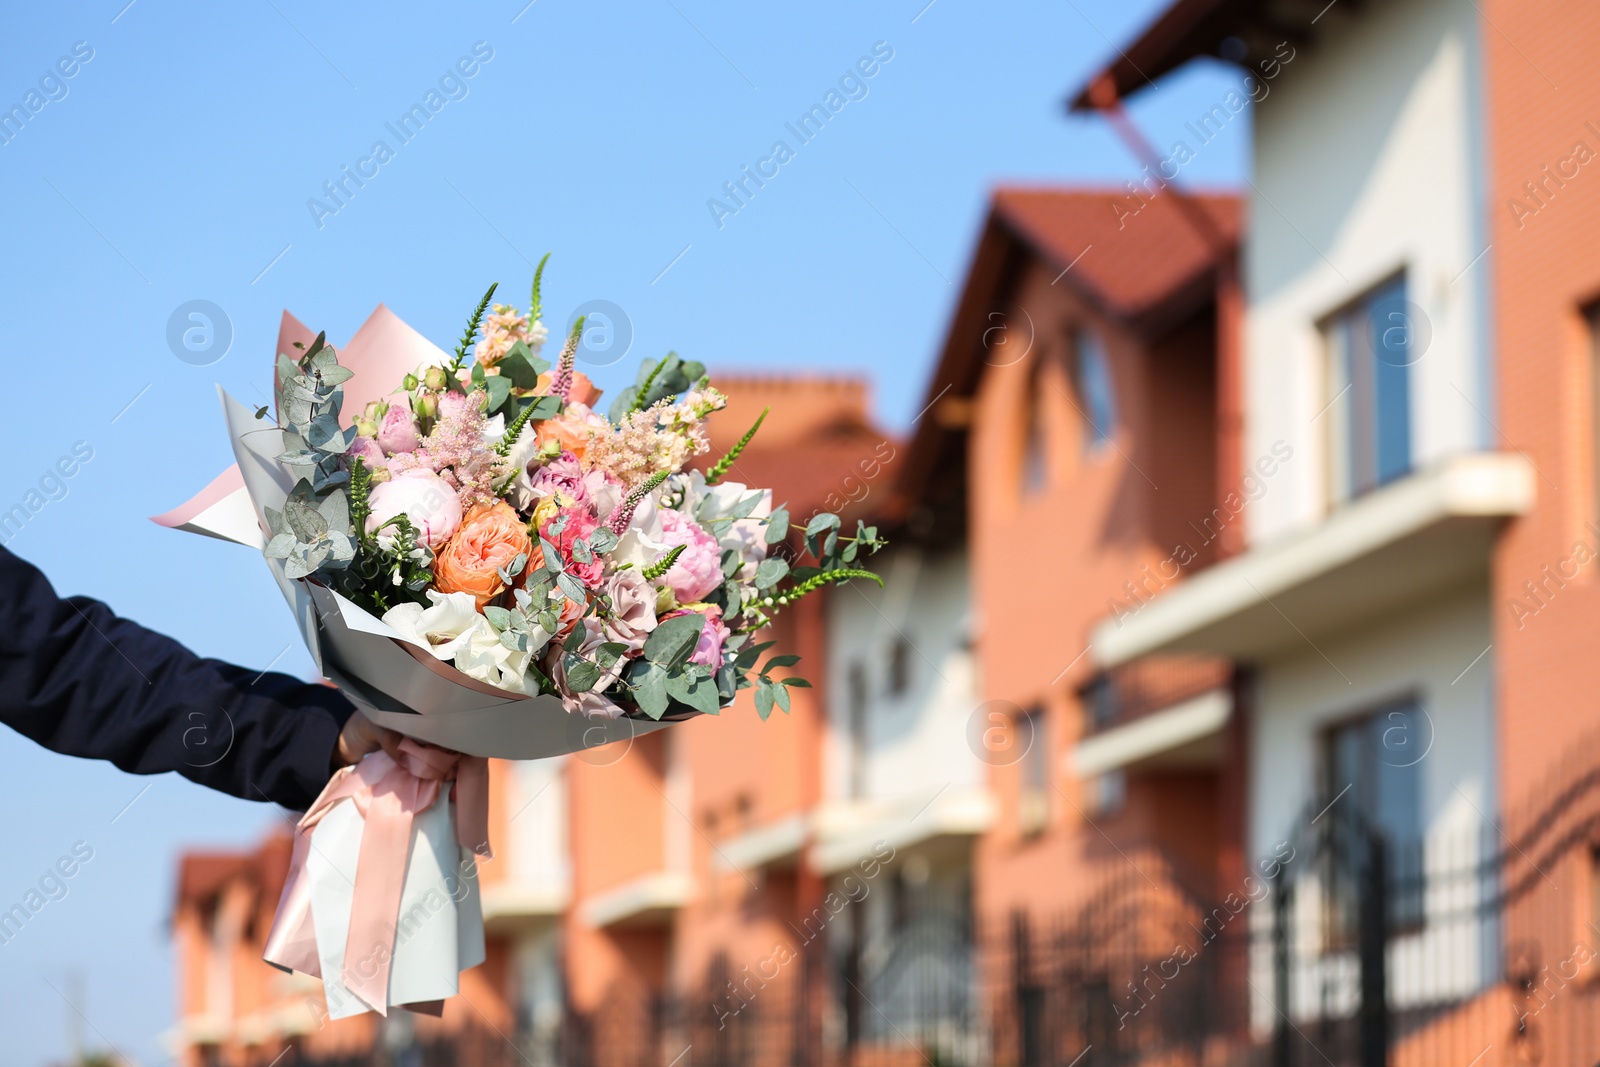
(388, 389, 510, 509)
(585, 398, 713, 488)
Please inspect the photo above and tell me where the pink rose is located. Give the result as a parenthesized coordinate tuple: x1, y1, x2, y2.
(656, 508, 723, 603)
(365, 468, 462, 549)
(376, 403, 421, 454)
(664, 604, 730, 670)
(601, 569, 657, 653)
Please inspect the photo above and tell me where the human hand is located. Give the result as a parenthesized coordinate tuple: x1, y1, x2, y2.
(334, 713, 404, 769)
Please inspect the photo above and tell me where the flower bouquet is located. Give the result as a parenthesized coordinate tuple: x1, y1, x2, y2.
(157, 260, 883, 1017)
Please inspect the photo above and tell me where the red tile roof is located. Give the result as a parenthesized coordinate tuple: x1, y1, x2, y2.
(888, 185, 1240, 535)
(992, 187, 1241, 324)
(700, 376, 897, 523)
(1065, 0, 1331, 112)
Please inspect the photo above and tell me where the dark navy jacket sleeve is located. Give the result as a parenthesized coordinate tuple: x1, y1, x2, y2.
(0, 546, 354, 810)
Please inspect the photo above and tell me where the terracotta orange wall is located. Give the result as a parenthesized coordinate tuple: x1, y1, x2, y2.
(564, 729, 669, 1009)
(968, 255, 1220, 920)
(672, 599, 827, 990)
(1482, 0, 1600, 809)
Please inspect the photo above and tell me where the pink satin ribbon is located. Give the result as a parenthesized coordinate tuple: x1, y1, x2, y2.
(262, 739, 491, 1016)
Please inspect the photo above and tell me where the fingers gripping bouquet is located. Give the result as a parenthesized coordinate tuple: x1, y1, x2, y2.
(157, 259, 883, 1017)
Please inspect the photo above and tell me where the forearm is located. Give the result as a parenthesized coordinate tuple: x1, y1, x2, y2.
(0, 546, 354, 809)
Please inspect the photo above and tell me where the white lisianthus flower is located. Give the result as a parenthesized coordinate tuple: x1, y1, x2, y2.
(382, 590, 534, 693)
(611, 492, 668, 571)
(685, 471, 772, 579)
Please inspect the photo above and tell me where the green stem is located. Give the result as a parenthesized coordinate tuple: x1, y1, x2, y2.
(705, 407, 767, 485)
(628, 355, 671, 415)
(530, 253, 551, 323)
(642, 544, 687, 580)
(450, 282, 499, 375)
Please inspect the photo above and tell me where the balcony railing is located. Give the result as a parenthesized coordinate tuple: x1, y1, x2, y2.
(1078, 653, 1232, 734)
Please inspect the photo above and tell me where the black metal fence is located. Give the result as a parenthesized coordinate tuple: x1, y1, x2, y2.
(290, 743, 1600, 1067)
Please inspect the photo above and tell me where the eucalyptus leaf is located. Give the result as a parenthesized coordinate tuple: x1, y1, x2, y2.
(666, 669, 722, 716)
(485, 374, 513, 415)
(764, 508, 790, 544)
(565, 656, 602, 693)
(643, 612, 705, 668)
(556, 572, 587, 603)
(754, 558, 789, 591)
(497, 343, 548, 389)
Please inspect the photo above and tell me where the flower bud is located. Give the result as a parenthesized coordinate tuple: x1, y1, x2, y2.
(353, 416, 378, 437)
(362, 399, 388, 423)
(424, 366, 448, 392)
(414, 393, 439, 420)
(402, 373, 419, 392)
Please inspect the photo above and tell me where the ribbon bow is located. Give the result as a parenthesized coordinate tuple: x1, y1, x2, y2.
(263, 739, 491, 1016)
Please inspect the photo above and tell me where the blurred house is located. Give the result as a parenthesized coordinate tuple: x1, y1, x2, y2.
(173, 0, 1600, 1062)
(1066, 0, 1600, 1063)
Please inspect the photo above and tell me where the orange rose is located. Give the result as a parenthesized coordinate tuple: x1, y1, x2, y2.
(532, 369, 602, 407)
(534, 404, 608, 463)
(433, 501, 534, 608)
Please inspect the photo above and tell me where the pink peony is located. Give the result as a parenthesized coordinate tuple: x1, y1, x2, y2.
(656, 508, 724, 603)
(376, 403, 421, 454)
(365, 468, 462, 549)
(528, 452, 591, 509)
(348, 435, 385, 466)
(664, 604, 730, 670)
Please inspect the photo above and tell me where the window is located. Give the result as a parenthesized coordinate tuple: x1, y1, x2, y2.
(1018, 707, 1049, 837)
(1325, 275, 1415, 501)
(847, 662, 869, 799)
(887, 636, 912, 697)
(1081, 674, 1118, 730)
(1072, 329, 1118, 451)
(1090, 770, 1126, 816)
(1020, 390, 1049, 496)
(1322, 701, 1425, 849)
(1319, 700, 1426, 940)
(1590, 304, 1600, 524)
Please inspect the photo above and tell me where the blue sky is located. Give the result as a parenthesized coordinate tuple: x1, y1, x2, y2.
(0, 1, 1245, 1061)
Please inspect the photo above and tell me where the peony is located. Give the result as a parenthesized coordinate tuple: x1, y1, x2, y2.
(366, 468, 462, 549)
(546, 618, 626, 718)
(434, 501, 534, 608)
(656, 507, 724, 603)
(527, 451, 590, 509)
(376, 402, 422, 454)
(601, 568, 658, 653)
(663, 604, 731, 670)
(348, 435, 385, 467)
